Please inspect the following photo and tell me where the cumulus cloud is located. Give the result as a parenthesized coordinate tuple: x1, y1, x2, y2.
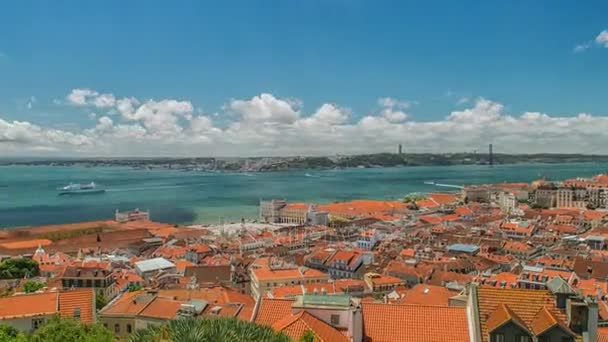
(574, 29, 608, 53)
(66, 88, 99, 106)
(66, 88, 117, 108)
(596, 30, 608, 47)
(573, 42, 592, 53)
(0, 117, 92, 147)
(3, 90, 608, 156)
(377, 97, 409, 123)
(226, 93, 300, 124)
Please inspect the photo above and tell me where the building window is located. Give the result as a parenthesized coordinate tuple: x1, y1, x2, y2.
(518, 336, 531, 342)
(114, 324, 120, 333)
(32, 318, 45, 330)
(127, 324, 132, 333)
(491, 334, 505, 342)
(73, 308, 81, 320)
(330, 314, 340, 325)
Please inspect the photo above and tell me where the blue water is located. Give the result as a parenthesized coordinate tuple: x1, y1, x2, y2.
(1, 162, 607, 227)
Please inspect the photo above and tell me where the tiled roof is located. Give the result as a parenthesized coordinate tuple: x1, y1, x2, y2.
(58, 288, 95, 324)
(0, 292, 57, 319)
(599, 327, 608, 342)
(0, 239, 53, 250)
(476, 287, 569, 342)
(138, 297, 183, 320)
(272, 311, 348, 342)
(529, 306, 574, 337)
(398, 284, 456, 306)
(362, 303, 470, 342)
(99, 291, 155, 315)
(486, 303, 528, 334)
(254, 298, 295, 326)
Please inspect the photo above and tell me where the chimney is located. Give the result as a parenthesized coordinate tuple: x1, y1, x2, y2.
(587, 300, 598, 342)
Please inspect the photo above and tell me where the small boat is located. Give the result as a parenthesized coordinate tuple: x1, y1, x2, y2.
(58, 182, 105, 195)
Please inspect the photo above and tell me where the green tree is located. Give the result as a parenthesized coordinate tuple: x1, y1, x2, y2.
(0, 258, 40, 279)
(0, 324, 28, 342)
(129, 317, 290, 342)
(128, 283, 142, 292)
(300, 329, 316, 342)
(29, 316, 114, 342)
(95, 293, 108, 310)
(23, 280, 45, 293)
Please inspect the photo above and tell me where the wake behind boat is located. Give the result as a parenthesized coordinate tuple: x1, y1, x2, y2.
(58, 182, 105, 195)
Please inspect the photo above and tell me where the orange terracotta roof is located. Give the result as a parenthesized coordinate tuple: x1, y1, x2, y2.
(419, 215, 443, 224)
(268, 283, 335, 298)
(584, 210, 608, 220)
(477, 287, 569, 342)
(138, 297, 182, 320)
(316, 200, 407, 218)
(529, 306, 574, 337)
(486, 303, 528, 334)
(399, 284, 455, 306)
(428, 193, 459, 205)
(400, 248, 415, 258)
(59, 288, 95, 324)
(367, 274, 404, 286)
(600, 327, 608, 342)
(455, 207, 474, 216)
(174, 260, 194, 273)
(0, 239, 53, 250)
(0, 292, 57, 319)
(416, 199, 440, 209)
(251, 264, 328, 281)
(362, 303, 470, 342)
(254, 298, 295, 326)
(99, 291, 154, 315)
(272, 311, 348, 342)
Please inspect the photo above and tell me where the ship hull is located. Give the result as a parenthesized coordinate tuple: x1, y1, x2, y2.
(58, 189, 106, 195)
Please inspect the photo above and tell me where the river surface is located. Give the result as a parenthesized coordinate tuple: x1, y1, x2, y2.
(1, 162, 608, 227)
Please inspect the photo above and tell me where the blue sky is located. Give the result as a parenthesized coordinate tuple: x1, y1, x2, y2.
(1, 1, 608, 156)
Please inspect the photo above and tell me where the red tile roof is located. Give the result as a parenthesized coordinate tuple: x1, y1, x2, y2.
(138, 297, 183, 320)
(362, 303, 470, 342)
(476, 287, 569, 342)
(58, 288, 95, 324)
(398, 284, 456, 306)
(0, 292, 57, 319)
(254, 298, 295, 326)
(272, 311, 348, 342)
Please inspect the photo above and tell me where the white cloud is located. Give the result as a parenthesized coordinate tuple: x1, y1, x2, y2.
(0, 117, 92, 147)
(3, 90, 608, 156)
(66, 88, 99, 106)
(95, 116, 114, 131)
(93, 93, 116, 108)
(574, 30, 608, 53)
(596, 30, 608, 47)
(573, 42, 592, 53)
(377, 97, 409, 123)
(226, 93, 300, 124)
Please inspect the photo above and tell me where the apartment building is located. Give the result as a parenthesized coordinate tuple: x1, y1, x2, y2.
(249, 257, 329, 299)
(0, 289, 95, 333)
(60, 264, 115, 298)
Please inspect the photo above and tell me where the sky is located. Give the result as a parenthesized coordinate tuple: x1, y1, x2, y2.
(1, 1, 608, 157)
